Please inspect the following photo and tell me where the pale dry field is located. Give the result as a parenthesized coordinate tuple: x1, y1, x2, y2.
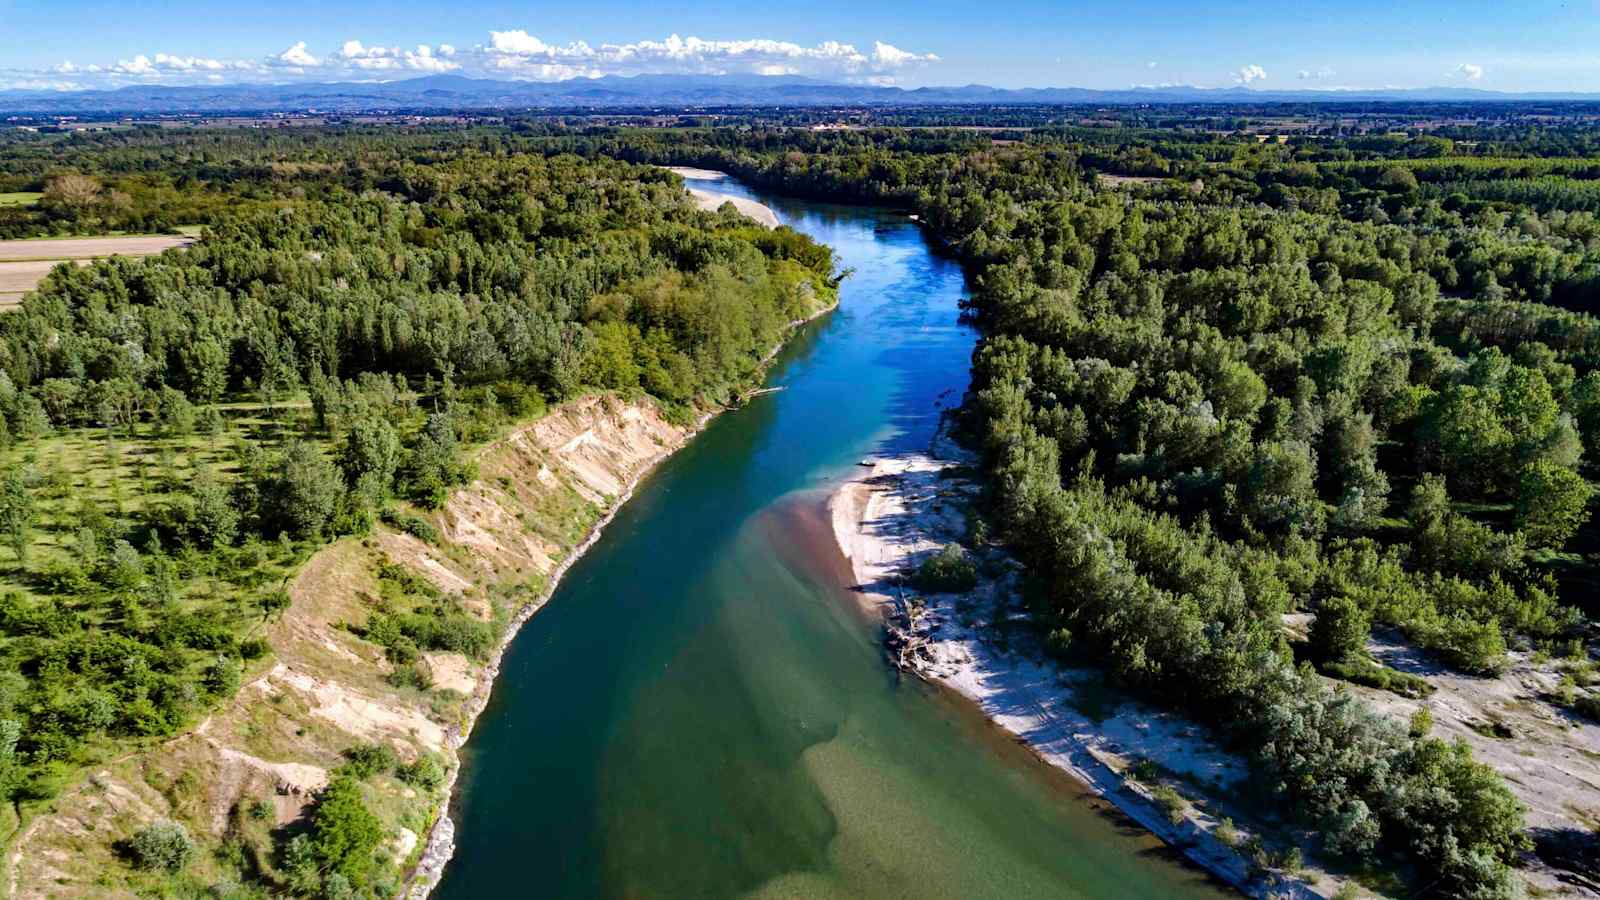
(0, 234, 196, 309)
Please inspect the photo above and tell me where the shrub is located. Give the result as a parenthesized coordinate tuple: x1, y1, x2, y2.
(203, 655, 243, 698)
(1571, 692, 1600, 722)
(39, 561, 91, 595)
(340, 743, 398, 780)
(1215, 816, 1240, 847)
(912, 543, 978, 592)
(396, 753, 447, 792)
(1150, 783, 1187, 825)
(1321, 657, 1433, 698)
(238, 637, 270, 660)
(127, 820, 195, 871)
(380, 508, 440, 545)
(1310, 596, 1371, 663)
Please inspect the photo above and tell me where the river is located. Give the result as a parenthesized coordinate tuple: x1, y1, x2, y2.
(433, 175, 1232, 899)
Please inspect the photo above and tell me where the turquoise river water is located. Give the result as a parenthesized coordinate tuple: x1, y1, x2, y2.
(433, 175, 1233, 899)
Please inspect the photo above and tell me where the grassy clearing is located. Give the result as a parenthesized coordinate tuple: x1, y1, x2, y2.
(0, 194, 41, 210)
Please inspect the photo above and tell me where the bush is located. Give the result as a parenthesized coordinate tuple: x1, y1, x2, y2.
(39, 561, 91, 594)
(340, 743, 398, 780)
(203, 655, 243, 697)
(912, 543, 978, 592)
(1571, 692, 1600, 722)
(127, 820, 195, 871)
(396, 753, 447, 791)
(1321, 657, 1434, 698)
(1150, 783, 1187, 825)
(380, 508, 440, 545)
(1310, 595, 1371, 663)
(1215, 816, 1239, 847)
(385, 662, 433, 692)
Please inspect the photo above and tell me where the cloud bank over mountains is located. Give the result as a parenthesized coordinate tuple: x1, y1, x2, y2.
(6, 32, 941, 91)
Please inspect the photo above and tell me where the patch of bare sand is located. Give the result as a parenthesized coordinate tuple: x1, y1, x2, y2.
(271, 664, 447, 752)
(375, 531, 475, 595)
(1353, 633, 1600, 893)
(527, 395, 687, 502)
(665, 166, 729, 180)
(687, 187, 781, 228)
(830, 452, 1335, 900)
(422, 652, 478, 696)
(0, 259, 88, 293)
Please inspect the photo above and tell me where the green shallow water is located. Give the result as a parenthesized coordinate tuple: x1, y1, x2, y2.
(434, 178, 1233, 900)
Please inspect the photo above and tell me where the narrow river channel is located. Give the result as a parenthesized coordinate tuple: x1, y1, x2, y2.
(434, 174, 1233, 899)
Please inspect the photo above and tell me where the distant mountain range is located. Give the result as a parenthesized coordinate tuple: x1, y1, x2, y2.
(6, 74, 1600, 115)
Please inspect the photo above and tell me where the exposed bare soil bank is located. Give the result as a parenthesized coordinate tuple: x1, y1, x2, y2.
(5, 395, 691, 899)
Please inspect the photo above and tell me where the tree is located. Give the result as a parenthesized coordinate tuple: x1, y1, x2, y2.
(185, 467, 239, 549)
(1514, 460, 1594, 549)
(0, 469, 34, 563)
(181, 338, 230, 405)
(1311, 596, 1371, 663)
(1419, 386, 1513, 497)
(338, 418, 402, 502)
(308, 775, 384, 884)
(1244, 440, 1324, 535)
(41, 173, 104, 212)
(400, 413, 464, 509)
(1376, 166, 1420, 194)
(126, 820, 195, 872)
(266, 441, 346, 540)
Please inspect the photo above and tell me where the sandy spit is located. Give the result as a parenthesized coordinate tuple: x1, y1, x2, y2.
(665, 166, 730, 181)
(687, 187, 781, 228)
(660, 165, 781, 228)
(828, 440, 1340, 900)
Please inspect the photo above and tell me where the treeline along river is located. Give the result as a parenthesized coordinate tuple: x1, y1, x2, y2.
(434, 174, 1233, 899)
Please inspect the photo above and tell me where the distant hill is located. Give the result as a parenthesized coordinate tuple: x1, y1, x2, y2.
(6, 73, 1600, 114)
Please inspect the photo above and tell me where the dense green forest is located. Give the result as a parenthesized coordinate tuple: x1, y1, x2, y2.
(540, 123, 1600, 898)
(0, 131, 837, 897)
(6, 116, 1600, 898)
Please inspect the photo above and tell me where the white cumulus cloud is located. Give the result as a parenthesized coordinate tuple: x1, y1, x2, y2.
(7, 30, 941, 89)
(275, 41, 320, 68)
(1234, 64, 1267, 85)
(336, 40, 458, 72)
(1454, 63, 1485, 81)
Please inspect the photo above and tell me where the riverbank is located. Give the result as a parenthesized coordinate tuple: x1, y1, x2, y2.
(828, 443, 1344, 900)
(404, 291, 839, 898)
(2, 204, 836, 899)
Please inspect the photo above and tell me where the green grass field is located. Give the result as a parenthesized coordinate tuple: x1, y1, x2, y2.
(0, 192, 43, 208)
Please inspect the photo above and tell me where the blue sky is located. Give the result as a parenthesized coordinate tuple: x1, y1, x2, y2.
(1, 0, 1596, 92)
